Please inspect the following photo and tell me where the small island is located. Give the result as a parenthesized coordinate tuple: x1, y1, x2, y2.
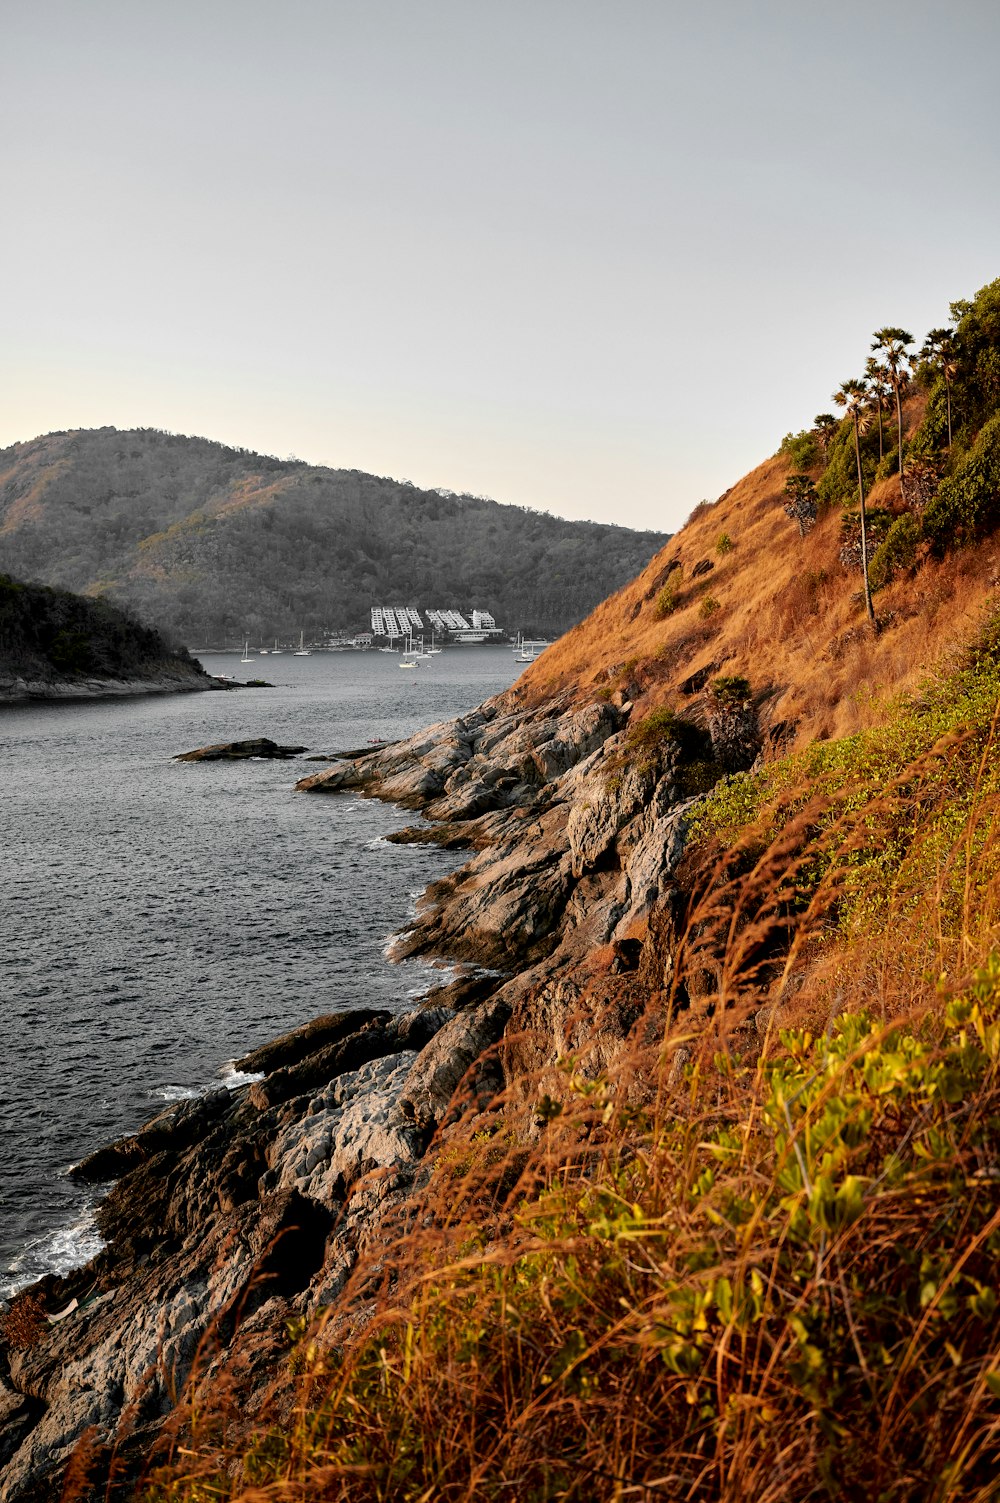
(0, 573, 211, 702)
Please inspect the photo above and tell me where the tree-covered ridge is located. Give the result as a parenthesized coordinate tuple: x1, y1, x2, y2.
(0, 429, 669, 645)
(0, 572, 205, 682)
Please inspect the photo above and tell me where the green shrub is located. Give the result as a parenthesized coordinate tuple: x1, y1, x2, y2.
(655, 579, 680, 617)
(874, 445, 900, 482)
(779, 430, 820, 470)
(923, 412, 1000, 545)
(818, 420, 880, 508)
(908, 381, 952, 459)
(868, 513, 920, 589)
(716, 532, 734, 555)
(699, 595, 720, 619)
(627, 706, 709, 762)
(710, 674, 751, 705)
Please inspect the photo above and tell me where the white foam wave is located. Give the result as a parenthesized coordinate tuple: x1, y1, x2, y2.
(1, 1208, 105, 1304)
(150, 1084, 201, 1102)
(219, 1065, 265, 1088)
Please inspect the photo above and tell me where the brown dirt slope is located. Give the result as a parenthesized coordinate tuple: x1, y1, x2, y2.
(519, 419, 996, 748)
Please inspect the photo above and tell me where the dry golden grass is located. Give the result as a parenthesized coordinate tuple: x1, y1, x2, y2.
(138, 683, 1000, 1502)
(517, 421, 1000, 751)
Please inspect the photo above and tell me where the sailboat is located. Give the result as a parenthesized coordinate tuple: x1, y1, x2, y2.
(399, 631, 419, 668)
(240, 639, 254, 664)
(293, 631, 310, 656)
(426, 629, 443, 656)
(516, 638, 550, 663)
(271, 638, 283, 655)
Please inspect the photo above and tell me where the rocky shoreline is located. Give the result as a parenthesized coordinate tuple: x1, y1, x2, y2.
(0, 685, 745, 1500)
(0, 668, 218, 704)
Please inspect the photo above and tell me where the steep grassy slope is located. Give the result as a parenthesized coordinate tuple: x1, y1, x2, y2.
(520, 279, 1000, 750)
(0, 428, 668, 644)
(518, 393, 996, 750)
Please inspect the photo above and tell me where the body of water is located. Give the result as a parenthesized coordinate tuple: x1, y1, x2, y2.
(0, 647, 520, 1297)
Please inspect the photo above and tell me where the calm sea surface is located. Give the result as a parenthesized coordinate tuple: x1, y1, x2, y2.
(0, 647, 521, 1298)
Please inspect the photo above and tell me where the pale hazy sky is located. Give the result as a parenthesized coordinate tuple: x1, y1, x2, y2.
(2, 1, 998, 532)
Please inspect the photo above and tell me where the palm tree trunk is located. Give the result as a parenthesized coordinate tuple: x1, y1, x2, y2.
(877, 401, 884, 460)
(945, 374, 952, 448)
(894, 379, 905, 485)
(854, 414, 875, 625)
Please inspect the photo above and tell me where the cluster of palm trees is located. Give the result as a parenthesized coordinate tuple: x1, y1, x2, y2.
(806, 325, 958, 626)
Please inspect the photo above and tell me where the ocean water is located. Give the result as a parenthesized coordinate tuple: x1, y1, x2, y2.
(0, 647, 521, 1298)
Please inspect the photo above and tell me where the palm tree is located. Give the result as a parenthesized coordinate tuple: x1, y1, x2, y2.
(814, 413, 838, 463)
(864, 357, 891, 461)
(833, 377, 876, 625)
(783, 474, 818, 537)
(920, 327, 958, 447)
(871, 327, 914, 485)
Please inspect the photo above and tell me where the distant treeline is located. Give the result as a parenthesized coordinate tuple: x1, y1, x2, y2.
(0, 429, 669, 644)
(0, 572, 204, 681)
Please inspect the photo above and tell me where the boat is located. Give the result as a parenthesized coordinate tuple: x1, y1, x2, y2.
(427, 629, 443, 656)
(399, 631, 420, 668)
(293, 630, 311, 656)
(240, 639, 254, 664)
(516, 639, 551, 663)
(271, 638, 283, 655)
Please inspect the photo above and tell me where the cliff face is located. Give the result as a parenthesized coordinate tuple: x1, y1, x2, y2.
(0, 573, 209, 701)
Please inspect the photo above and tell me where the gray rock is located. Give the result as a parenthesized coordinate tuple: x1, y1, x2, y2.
(399, 996, 512, 1129)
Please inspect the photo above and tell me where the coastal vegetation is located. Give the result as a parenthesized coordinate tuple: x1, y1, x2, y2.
(0, 429, 668, 645)
(0, 572, 204, 686)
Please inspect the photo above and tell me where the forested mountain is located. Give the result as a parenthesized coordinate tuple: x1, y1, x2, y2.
(0, 429, 668, 646)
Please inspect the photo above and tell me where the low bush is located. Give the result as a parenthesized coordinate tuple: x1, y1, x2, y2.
(779, 429, 820, 470)
(710, 674, 751, 705)
(923, 412, 1000, 545)
(655, 579, 681, 617)
(868, 513, 920, 589)
(627, 705, 708, 762)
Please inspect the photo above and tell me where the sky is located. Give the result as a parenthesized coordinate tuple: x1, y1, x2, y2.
(2, 0, 999, 534)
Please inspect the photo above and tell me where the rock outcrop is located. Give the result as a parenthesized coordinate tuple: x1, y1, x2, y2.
(0, 689, 709, 1499)
(174, 738, 308, 761)
(0, 670, 215, 704)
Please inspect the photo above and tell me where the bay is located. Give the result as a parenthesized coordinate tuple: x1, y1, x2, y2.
(0, 646, 520, 1297)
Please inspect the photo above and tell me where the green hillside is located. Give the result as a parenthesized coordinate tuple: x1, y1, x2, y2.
(0, 430, 668, 645)
(0, 572, 207, 686)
